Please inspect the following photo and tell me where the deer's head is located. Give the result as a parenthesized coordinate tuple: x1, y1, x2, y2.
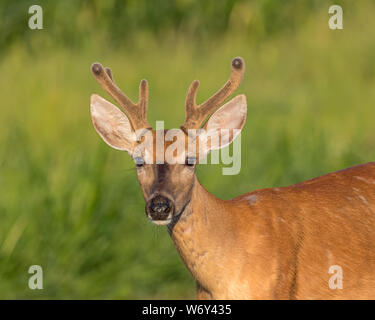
(90, 58, 247, 226)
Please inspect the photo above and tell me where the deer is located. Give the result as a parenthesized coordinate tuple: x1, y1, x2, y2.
(89, 57, 375, 300)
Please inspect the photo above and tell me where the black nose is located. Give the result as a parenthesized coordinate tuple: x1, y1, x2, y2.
(147, 195, 173, 220)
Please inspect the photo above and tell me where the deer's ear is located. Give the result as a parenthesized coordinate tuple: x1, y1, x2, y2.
(90, 94, 135, 152)
(202, 94, 247, 151)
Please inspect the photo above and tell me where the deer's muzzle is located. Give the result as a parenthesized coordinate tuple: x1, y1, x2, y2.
(146, 195, 174, 224)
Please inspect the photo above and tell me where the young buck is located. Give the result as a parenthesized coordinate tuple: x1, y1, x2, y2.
(90, 57, 375, 299)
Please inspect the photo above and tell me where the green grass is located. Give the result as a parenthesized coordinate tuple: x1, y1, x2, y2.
(1, 3, 375, 298)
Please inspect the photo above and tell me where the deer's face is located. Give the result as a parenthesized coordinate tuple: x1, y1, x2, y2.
(133, 130, 197, 225)
(89, 57, 247, 226)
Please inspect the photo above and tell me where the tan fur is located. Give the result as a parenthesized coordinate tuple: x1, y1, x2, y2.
(168, 163, 375, 299)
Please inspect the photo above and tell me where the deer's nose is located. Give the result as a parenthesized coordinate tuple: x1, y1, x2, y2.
(147, 195, 173, 221)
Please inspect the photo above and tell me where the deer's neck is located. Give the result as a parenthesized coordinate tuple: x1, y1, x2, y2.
(168, 177, 235, 296)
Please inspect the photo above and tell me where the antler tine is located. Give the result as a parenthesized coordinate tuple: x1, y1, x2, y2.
(105, 67, 113, 80)
(182, 57, 245, 130)
(91, 62, 151, 130)
(185, 80, 200, 114)
(139, 79, 148, 121)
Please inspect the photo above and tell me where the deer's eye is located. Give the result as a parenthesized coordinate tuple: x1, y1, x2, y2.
(134, 157, 145, 168)
(185, 157, 196, 167)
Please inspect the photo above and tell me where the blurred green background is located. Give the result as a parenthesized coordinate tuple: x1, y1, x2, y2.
(0, 0, 375, 299)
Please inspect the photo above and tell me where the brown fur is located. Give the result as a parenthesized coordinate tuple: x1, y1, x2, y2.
(165, 162, 375, 299)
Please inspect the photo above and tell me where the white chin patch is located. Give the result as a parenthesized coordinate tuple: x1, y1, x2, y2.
(150, 219, 172, 226)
